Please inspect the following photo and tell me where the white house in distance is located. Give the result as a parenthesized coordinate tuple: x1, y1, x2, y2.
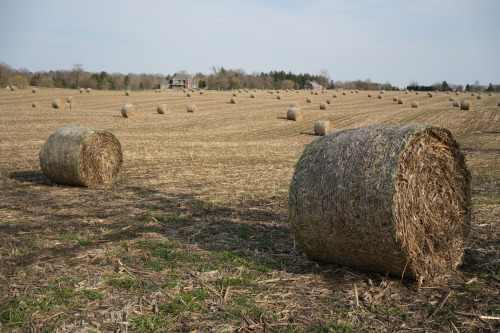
(304, 81, 323, 90)
(159, 75, 198, 90)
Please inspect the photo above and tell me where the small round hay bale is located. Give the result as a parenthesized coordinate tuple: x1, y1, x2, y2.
(378, 94, 383, 99)
(326, 98, 332, 104)
(296, 90, 300, 93)
(290, 123, 471, 280)
(314, 120, 333, 136)
(476, 94, 482, 99)
(39, 126, 123, 187)
(368, 93, 372, 98)
(52, 99, 67, 109)
(488, 93, 492, 96)
(290, 102, 301, 108)
(251, 92, 256, 98)
(230, 97, 239, 104)
(411, 101, 419, 108)
(319, 102, 327, 110)
(183, 89, 187, 93)
(428, 93, 433, 98)
(157, 104, 171, 114)
(277, 94, 281, 100)
(32, 101, 39, 108)
(238, 89, 242, 93)
(460, 100, 471, 110)
(277, 90, 280, 93)
(446, 91, 450, 94)
(393, 96, 398, 102)
(121, 104, 137, 118)
(286, 89, 289, 92)
(233, 92, 237, 97)
(449, 97, 454, 101)
(69, 103, 79, 110)
(80, 88, 84, 93)
(254, 89, 257, 92)
(380, 90, 385, 94)
(126, 90, 131, 96)
(87, 88, 92, 93)
(405, 90, 409, 94)
(453, 101, 460, 107)
(415, 92, 419, 95)
(67, 96, 74, 103)
(187, 92, 192, 97)
(350, 90, 354, 94)
(310, 91, 314, 95)
(32, 87, 38, 93)
(270, 91, 274, 94)
(435, 90, 439, 93)
(187, 104, 197, 112)
(471, 93, 475, 96)
(498, 101, 500, 106)
(355, 90, 359, 93)
(342, 92, 346, 95)
(10, 86, 18, 91)
(456, 92, 459, 95)
(200, 90, 204, 95)
(287, 107, 303, 121)
(333, 93, 338, 98)
(398, 98, 404, 104)
(306, 97, 312, 103)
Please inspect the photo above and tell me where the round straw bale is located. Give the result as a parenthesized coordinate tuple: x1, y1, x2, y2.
(230, 97, 239, 104)
(326, 98, 332, 104)
(319, 102, 327, 110)
(446, 91, 450, 94)
(411, 101, 419, 108)
(157, 104, 171, 114)
(460, 100, 471, 110)
(69, 103, 79, 110)
(290, 102, 301, 108)
(200, 90, 204, 95)
(10, 86, 18, 91)
(52, 99, 67, 109)
(355, 90, 359, 93)
(187, 104, 197, 112)
(306, 97, 312, 103)
(405, 90, 409, 94)
(32, 101, 39, 108)
(126, 90, 131, 96)
(415, 92, 419, 95)
(254, 89, 257, 92)
(453, 101, 460, 107)
(428, 93, 433, 98)
(456, 92, 459, 95)
(187, 92, 192, 97)
(350, 90, 354, 94)
(449, 97, 454, 101)
(471, 93, 475, 96)
(183, 89, 186, 93)
(80, 88, 84, 93)
(121, 104, 137, 118)
(251, 92, 256, 98)
(476, 94, 481, 99)
(342, 92, 346, 95)
(296, 90, 299, 93)
(333, 93, 338, 98)
(380, 90, 385, 94)
(32, 87, 38, 93)
(87, 88, 92, 93)
(277, 94, 281, 100)
(378, 94, 383, 99)
(314, 120, 333, 136)
(310, 91, 314, 95)
(368, 93, 372, 98)
(287, 107, 303, 121)
(488, 93, 492, 96)
(398, 98, 404, 104)
(67, 96, 74, 103)
(233, 92, 237, 97)
(290, 123, 471, 280)
(286, 89, 289, 92)
(238, 89, 242, 93)
(39, 126, 123, 187)
(277, 90, 280, 94)
(498, 101, 500, 106)
(393, 96, 398, 102)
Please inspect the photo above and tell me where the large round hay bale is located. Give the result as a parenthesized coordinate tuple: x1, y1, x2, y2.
(121, 104, 137, 118)
(315, 91, 319, 95)
(87, 88, 92, 93)
(319, 102, 327, 110)
(187, 92, 192, 97)
(453, 101, 460, 107)
(449, 97, 454, 101)
(290, 123, 471, 280)
(251, 92, 256, 98)
(277, 94, 281, 100)
(32, 87, 38, 93)
(10, 86, 18, 91)
(368, 93, 372, 98)
(314, 120, 333, 136)
(393, 96, 398, 102)
(411, 101, 419, 108)
(39, 126, 123, 187)
(306, 97, 312, 103)
(32, 101, 39, 108)
(230, 97, 239, 104)
(398, 98, 404, 104)
(52, 99, 67, 109)
(326, 98, 332, 104)
(126, 90, 131, 96)
(460, 100, 471, 110)
(80, 88, 84, 93)
(67, 96, 74, 103)
(287, 107, 303, 121)
(378, 94, 383, 99)
(428, 93, 433, 98)
(333, 93, 338, 98)
(233, 92, 237, 97)
(187, 104, 197, 112)
(157, 104, 171, 114)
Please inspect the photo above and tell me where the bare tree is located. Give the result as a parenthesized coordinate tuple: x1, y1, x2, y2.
(72, 64, 84, 89)
(0, 61, 13, 87)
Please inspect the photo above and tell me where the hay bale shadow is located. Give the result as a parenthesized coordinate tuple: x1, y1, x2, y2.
(299, 132, 316, 136)
(9, 170, 51, 185)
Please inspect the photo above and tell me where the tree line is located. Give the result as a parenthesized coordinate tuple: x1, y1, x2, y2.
(0, 61, 497, 92)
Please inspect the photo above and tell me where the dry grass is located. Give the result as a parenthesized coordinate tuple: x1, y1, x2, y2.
(0, 88, 499, 332)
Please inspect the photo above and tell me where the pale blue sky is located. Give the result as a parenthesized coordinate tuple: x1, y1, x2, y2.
(1, 0, 499, 88)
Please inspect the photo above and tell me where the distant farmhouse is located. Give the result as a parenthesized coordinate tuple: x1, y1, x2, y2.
(159, 75, 197, 90)
(304, 81, 323, 90)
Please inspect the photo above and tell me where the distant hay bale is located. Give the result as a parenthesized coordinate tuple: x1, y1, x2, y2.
(87, 88, 92, 93)
(251, 92, 256, 98)
(393, 96, 398, 102)
(39, 126, 123, 187)
(230, 97, 239, 104)
(449, 97, 454, 101)
(157, 104, 171, 114)
(446, 91, 450, 95)
(380, 90, 385, 94)
(498, 101, 500, 106)
(411, 101, 419, 108)
(238, 89, 242, 93)
(405, 90, 409, 94)
(306, 97, 312, 103)
(233, 92, 237, 97)
(277, 94, 281, 100)
(187, 92, 192, 97)
(126, 90, 131, 96)
(32, 101, 39, 108)
(287, 107, 303, 121)
(398, 98, 404, 104)
(326, 98, 332, 104)
(333, 93, 338, 98)
(80, 88, 84, 93)
(428, 93, 433, 98)
(350, 90, 354, 94)
(453, 101, 460, 107)
(471, 93, 475, 96)
(378, 94, 383, 99)
(254, 89, 257, 92)
(121, 104, 137, 118)
(286, 89, 289, 92)
(460, 100, 471, 110)
(187, 104, 197, 112)
(296, 90, 299, 93)
(32, 87, 38, 93)
(270, 91, 274, 94)
(456, 92, 459, 95)
(277, 90, 280, 93)
(319, 102, 328, 110)
(183, 89, 187, 93)
(488, 93, 492, 96)
(289, 123, 471, 280)
(342, 92, 346, 95)
(10, 86, 18, 91)
(52, 99, 67, 109)
(368, 93, 372, 98)
(355, 90, 359, 93)
(314, 120, 333, 136)
(311, 91, 314, 95)
(476, 95, 481, 99)
(67, 96, 74, 103)
(199, 90, 204, 95)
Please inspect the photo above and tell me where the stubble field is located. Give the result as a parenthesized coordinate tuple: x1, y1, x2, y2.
(0, 87, 499, 332)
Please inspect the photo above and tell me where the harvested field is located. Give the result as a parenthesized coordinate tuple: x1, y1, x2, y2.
(0, 88, 499, 332)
